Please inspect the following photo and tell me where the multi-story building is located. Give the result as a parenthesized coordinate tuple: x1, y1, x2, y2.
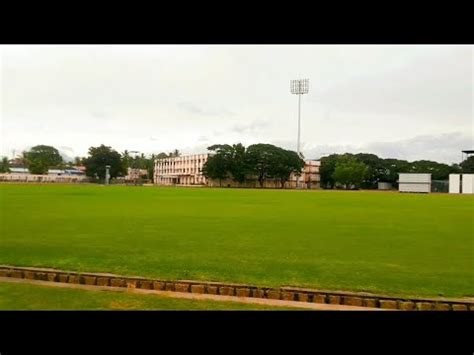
(125, 167, 149, 182)
(294, 159, 320, 189)
(154, 154, 211, 186)
(154, 153, 320, 188)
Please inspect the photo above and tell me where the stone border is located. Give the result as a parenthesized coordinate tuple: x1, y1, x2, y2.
(1, 265, 472, 311)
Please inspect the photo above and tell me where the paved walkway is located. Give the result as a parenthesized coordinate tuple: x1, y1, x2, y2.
(0, 277, 383, 310)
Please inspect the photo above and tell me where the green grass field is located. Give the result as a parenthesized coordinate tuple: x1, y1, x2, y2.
(0, 281, 293, 310)
(1, 184, 473, 298)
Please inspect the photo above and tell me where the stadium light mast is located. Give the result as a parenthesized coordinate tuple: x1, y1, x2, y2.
(291, 78, 309, 188)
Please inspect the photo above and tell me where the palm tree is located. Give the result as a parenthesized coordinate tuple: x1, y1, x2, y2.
(122, 150, 131, 170)
(168, 149, 181, 158)
(19, 152, 28, 167)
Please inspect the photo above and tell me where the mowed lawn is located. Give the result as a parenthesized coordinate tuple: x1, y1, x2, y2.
(0, 184, 473, 298)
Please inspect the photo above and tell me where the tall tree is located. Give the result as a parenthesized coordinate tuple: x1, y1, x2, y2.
(146, 153, 156, 180)
(229, 143, 248, 184)
(24, 145, 63, 174)
(202, 153, 229, 187)
(73, 156, 84, 166)
(353, 153, 385, 188)
(460, 156, 474, 173)
(206, 143, 248, 184)
(332, 156, 368, 189)
(121, 150, 131, 170)
(0, 157, 10, 173)
(319, 154, 341, 189)
(83, 145, 125, 180)
(320, 154, 458, 188)
(246, 144, 283, 188)
(168, 149, 181, 158)
(380, 158, 411, 185)
(408, 160, 459, 180)
(272, 149, 304, 188)
(17, 152, 28, 168)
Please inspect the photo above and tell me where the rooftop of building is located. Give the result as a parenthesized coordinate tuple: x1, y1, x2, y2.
(156, 153, 212, 161)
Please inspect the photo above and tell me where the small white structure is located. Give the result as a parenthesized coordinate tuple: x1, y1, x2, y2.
(0, 173, 88, 183)
(398, 173, 431, 193)
(378, 182, 393, 190)
(462, 174, 474, 194)
(449, 174, 461, 194)
(9, 167, 29, 174)
(449, 174, 474, 194)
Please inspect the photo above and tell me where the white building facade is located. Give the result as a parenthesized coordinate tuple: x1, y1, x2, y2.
(154, 154, 211, 186)
(398, 173, 431, 193)
(462, 174, 474, 194)
(450, 173, 474, 194)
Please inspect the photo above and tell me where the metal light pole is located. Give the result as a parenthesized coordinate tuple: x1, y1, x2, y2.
(291, 78, 309, 188)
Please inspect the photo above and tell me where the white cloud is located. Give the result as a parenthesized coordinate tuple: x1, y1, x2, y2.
(1, 45, 472, 163)
(301, 132, 473, 164)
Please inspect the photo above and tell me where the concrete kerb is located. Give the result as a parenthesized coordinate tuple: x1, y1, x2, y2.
(0, 277, 379, 311)
(1, 265, 472, 311)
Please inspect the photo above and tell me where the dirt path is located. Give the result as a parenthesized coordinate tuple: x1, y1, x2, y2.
(0, 277, 383, 310)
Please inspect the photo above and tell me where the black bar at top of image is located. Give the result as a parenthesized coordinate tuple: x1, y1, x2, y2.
(1, 7, 473, 45)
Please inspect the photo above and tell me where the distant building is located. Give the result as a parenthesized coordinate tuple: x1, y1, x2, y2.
(126, 167, 149, 182)
(298, 159, 321, 189)
(48, 169, 64, 175)
(0, 166, 86, 183)
(204, 156, 320, 189)
(449, 174, 474, 194)
(8, 158, 26, 168)
(9, 167, 29, 174)
(71, 165, 86, 173)
(154, 153, 321, 189)
(462, 174, 474, 194)
(47, 168, 85, 176)
(378, 182, 393, 190)
(398, 173, 431, 193)
(154, 154, 210, 186)
(0, 173, 88, 183)
(65, 167, 86, 175)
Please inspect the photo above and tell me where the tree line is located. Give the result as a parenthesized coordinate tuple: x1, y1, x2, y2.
(202, 143, 304, 188)
(0, 145, 182, 182)
(320, 153, 474, 189)
(2, 144, 473, 188)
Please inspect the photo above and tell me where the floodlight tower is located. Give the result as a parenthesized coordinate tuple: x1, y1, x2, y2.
(290, 78, 309, 188)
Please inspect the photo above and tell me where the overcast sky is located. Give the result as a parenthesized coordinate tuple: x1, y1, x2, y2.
(1, 45, 472, 164)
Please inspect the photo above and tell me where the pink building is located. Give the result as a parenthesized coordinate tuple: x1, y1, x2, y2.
(154, 154, 211, 186)
(206, 159, 320, 189)
(154, 153, 320, 189)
